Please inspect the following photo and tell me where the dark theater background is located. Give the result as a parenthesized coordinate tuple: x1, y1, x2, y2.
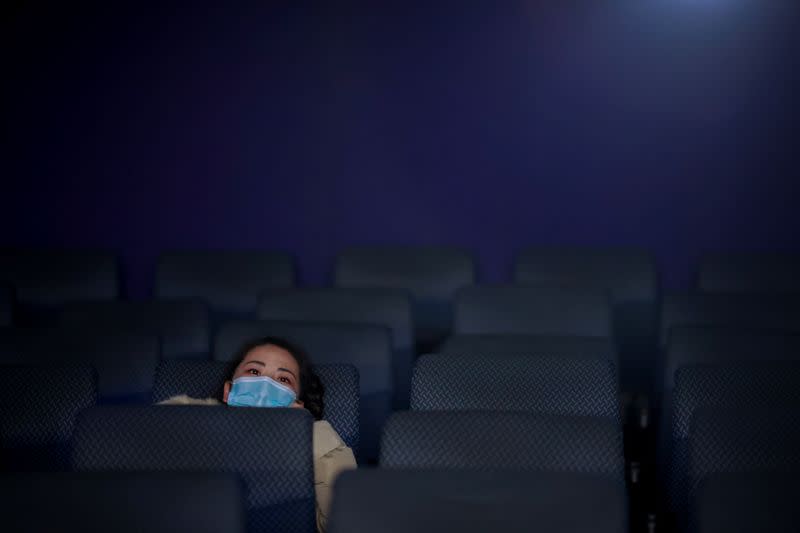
(3, 1, 797, 297)
(2, 2, 799, 533)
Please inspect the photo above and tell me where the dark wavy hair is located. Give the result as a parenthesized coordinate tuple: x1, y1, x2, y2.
(227, 336, 324, 420)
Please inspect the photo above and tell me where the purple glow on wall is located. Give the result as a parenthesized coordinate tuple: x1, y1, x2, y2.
(3, 1, 798, 298)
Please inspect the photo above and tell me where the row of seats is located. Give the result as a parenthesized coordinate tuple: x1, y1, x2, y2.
(1, 393, 624, 532)
(4, 468, 795, 533)
(4, 287, 798, 395)
(0, 349, 620, 466)
(3, 248, 798, 385)
(3, 290, 800, 461)
(4, 355, 796, 531)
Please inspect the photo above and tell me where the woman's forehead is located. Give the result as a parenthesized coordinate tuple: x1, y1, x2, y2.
(241, 344, 298, 370)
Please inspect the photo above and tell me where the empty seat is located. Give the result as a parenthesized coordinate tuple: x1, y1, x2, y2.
(688, 407, 800, 531)
(329, 469, 627, 533)
(667, 363, 800, 528)
(215, 320, 391, 461)
(0, 327, 160, 403)
(257, 289, 413, 409)
(0, 249, 119, 325)
(0, 365, 96, 471)
(380, 411, 624, 480)
(411, 354, 619, 421)
(694, 472, 800, 533)
(453, 285, 613, 338)
(1, 472, 245, 533)
(60, 301, 210, 359)
(662, 327, 800, 395)
(698, 252, 800, 294)
(334, 246, 475, 351)
(73, 406, 316, 533)
(152, 359, 360, 451)
(660, 292, 800, 347)
(156, 250, 295, 327)
(440, 334, 617, 362)
(659, 327, 800, 428)
(0, 285, 13, 326)
(514, 247, 658, 393)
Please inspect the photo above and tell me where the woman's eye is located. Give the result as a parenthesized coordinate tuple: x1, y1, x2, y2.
(247, 369, 260, 376)
(279, 376, 290, 384)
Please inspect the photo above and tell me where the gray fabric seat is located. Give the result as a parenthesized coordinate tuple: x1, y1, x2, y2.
(658, 327, 800, 437)
(659, 292, 800, 348)
(60, 301, 210, 359)
(257, 289, 413, 409)
(215, 320, 390, 461)
(0, 249, 119, 326)
(334, 246, 475, 351)
(152, 359, 360, 451)
(380, 411, 624, 481)
(0, 365, 96, 471)
(440, 333, 617, 363)
(667, 363, 800, 530)
(0, 472, 246, 533)
(411, 354, 619, 422)
(73, 406, 316, 533)
(693, 472, 800, 533)
(514, 247, 658, 394)
(453, 285, 613, 338)
(662, 327, 800, 395)
(156, 250, 295, 327)
(0, 326, 160, 403)
(698, 252, 800, 294)
(688, 407, 800, 532)
(329, 469, 627, 533)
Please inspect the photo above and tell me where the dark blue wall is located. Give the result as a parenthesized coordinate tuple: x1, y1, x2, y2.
(4, 1, 798, 297)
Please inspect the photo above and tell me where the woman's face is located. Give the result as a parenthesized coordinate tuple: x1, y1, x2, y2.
(223, 344, 304, 408)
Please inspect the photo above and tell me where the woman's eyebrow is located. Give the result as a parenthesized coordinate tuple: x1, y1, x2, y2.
(277, 367, 298, 379)
(243, 360, 266, 367)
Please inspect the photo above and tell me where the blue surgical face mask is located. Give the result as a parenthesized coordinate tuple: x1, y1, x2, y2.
(227, 376, 297, 408)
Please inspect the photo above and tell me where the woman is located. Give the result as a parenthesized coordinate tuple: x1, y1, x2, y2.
(159, 336, 357, 533)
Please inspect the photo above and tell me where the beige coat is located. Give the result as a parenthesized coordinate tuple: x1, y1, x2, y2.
(158, 395, 356, 532)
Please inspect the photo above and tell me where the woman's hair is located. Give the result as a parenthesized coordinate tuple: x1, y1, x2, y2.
(227, 336, 324, 420)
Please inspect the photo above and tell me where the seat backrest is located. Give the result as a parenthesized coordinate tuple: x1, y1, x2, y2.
(660, 292, 800, 348)
(453, 285, 612, 338)
(667, 363, 800, 526)
(698, 252, 800, 294)
(334, 246, 475, 349)
(662, 327, 800, 392)
(694, 472, 799, 533)
(513, 247, 658, 395)
(0, 249, 119, 325)
(688, 407, 800, 530)
(514, 247, 657, 304)
(215, 320, 389, 461)
(73, 406, 316, 533)
(0, 285, 13, 326)
(60, 301, 210, 359)
(257, 289, 413, 408)
(156, 250, 294, 321)
(0, 365, 96, 471)
(689, 406, 800, 481)
(411, 354, 618, 421)
(0, 472, 246, 533)
(152, 359, 360, 451)
(440, 334, 617, 363)
(329, 469, 628, 533)
(0, 326, 160, 404)
(380, 411, 623, 479)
